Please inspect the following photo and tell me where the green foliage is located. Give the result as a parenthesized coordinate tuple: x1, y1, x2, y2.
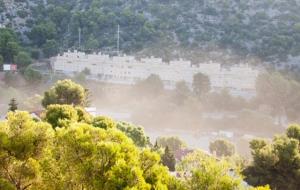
(14, 51, 32, 69)
(0, 28, 19, 63)
(0, 178, 15, 190)
(250, 185, 271, 190)
(177, 151, 244, 190)
(256, 72, 300, 121)
(26, 0, 296, 62)
(23, 67, 42, 83)
(49, 124, 149, 189)
(161, 146, 176, 171)
(8, 98, 18, 112)
(139, 149, 171, 189)
(42, 39, 59, 58)
(206, 89, 248, 111)
(243, 125, 300, 190)
(193, 72, 211, 98)
(209, 139, 235, 157)
(0, 111, 54, 190)
(75, 106, 92, 124)
(92, 116, 116, 129)
(4, 0, 300, 66)
(17, 9, 28, 18)
(173, 81, 191, 105)
(42, 79, 87, 108)
(286, 124, 300, 141)
(85, 35, 99, 51)
(0, 109, 178, 190)
(135, 74, 164, 96)
(29, 48, 41, 60)
(117, 121, 150, 147)
(0, 55, 3, 65)
(43, 123, 173, 189)
(28, 22, 57, 47)
(0, 0, 5, 13)
(156, 136, 186, 153)
(44, 104, 78, 128)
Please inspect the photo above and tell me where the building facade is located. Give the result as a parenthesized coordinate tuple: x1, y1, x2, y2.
(52, 51, 260, 98)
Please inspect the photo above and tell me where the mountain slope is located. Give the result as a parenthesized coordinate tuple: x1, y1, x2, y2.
(1, 0, 300, 65)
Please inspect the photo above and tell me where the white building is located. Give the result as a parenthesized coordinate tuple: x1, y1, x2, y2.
(51, 50, 260, 98)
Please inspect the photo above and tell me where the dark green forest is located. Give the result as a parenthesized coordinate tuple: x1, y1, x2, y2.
(1, 0, 300, 64)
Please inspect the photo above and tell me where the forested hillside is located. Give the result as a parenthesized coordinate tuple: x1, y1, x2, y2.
(1, 0, 300, 65)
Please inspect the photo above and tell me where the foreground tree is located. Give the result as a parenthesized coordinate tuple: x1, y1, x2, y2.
(92, 116, 116, 129)
(44, 104, 79, 128)
(243, 124, 300, 190)
(42, 123, 175, 190)
(177, 150, 244, 190)
(44, 104, 92, 128)
(42, 79, 87, 108)
(0, 109, 180, 190)
(209, 139, 235, 157)
(0, 111, 54, 190)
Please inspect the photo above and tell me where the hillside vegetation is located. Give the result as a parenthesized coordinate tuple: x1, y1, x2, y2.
(1, 0, 300, 66)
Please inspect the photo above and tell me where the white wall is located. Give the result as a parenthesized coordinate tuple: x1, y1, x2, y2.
(52, 51, 259, 98)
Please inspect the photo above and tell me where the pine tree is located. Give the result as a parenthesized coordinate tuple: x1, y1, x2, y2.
(8, 98, 18, 112)
(162, 146, 176, 171)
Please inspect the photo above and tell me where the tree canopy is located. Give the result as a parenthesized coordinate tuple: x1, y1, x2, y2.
(192, 72, 211, 98)
(243, 124, 300, 190)
(14, 51, 32, 69)
(177, 150, 244, 190)
(0, 111, 54, 190)
(44, 104, 79, 128)
(209, 139, 235, 157)
(0, 28, 20, 63)
(135, 74, 164, 97)
(256, 72, 300, 122)
(0, 111, 178, 190)
(42, 79, 88, 108)
(156, 136, 187, 153)
(117, 121, 150, 148)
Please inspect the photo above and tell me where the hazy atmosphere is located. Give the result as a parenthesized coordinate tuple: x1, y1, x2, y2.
(0, 0, 300, 190)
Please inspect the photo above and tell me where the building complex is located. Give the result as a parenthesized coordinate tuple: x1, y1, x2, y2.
(52, 51, 260, 98)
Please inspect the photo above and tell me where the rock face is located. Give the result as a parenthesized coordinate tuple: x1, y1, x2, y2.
(1, 0, 300, 68)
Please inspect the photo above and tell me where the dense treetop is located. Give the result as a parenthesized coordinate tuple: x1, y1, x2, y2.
(243, 124, 300, 190)
(42, 79, 88, 108)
